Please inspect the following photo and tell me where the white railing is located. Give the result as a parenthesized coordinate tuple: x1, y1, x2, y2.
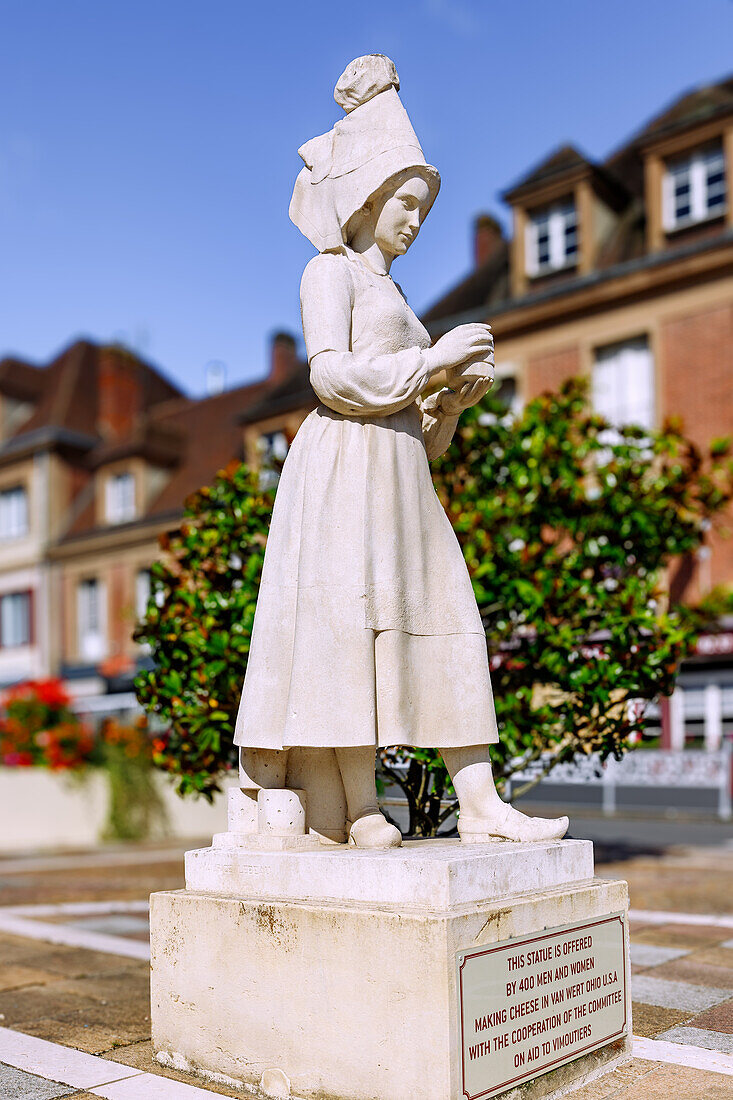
(506, 745, 732, 820)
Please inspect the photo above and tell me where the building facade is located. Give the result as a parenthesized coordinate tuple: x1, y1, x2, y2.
(1, 75, 731, 746)
(0, 335, 311, 709)
(423, 76, 733, 749)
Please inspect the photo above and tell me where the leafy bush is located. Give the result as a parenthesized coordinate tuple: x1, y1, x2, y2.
(135, 382, 733, 823)
(135, 463, 273, 798)
(99, 717, 167, 841)
(381, 379, 733, 833)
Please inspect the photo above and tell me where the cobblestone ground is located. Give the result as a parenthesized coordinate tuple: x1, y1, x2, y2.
(0, 834, 730, 1098)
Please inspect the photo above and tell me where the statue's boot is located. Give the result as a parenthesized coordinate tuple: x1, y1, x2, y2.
(336, 746, 403, 849)
(347, 811, 402, 849)
(458, 802, 569, 844)
(441, 744, 569, 844)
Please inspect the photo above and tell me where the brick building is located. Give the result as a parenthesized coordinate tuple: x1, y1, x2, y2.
(424, 75, 733, 749)
(1, 74, 731, 744)
(0, 335, 311, 707)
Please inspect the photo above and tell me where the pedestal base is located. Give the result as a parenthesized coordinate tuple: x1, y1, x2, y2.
(151, 840, 631, 1100)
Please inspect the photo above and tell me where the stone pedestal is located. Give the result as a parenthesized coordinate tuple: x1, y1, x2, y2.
(151, 838, 631, 1100)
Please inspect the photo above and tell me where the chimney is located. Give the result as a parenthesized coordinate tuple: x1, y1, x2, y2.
(270, 332, 297, 385)
(474, 213, 504, 267)
(205, 360, 227, 395)
(97, 346, 143, 440)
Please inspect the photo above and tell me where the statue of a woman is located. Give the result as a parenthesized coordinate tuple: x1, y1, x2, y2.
(234, 55, 568, 849)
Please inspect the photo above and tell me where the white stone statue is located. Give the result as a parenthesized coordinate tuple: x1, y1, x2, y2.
(233, 55, 568, 849)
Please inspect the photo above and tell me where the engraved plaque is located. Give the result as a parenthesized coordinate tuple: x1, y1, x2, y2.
(457, 913, 627, 1099)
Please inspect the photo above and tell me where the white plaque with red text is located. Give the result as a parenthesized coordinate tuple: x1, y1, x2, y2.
(457, 913, 627, 1099)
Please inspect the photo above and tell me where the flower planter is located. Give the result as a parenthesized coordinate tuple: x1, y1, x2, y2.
(0, 768, 232, 853)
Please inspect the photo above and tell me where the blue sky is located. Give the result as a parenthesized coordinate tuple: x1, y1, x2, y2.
(2, 0, 732, 395)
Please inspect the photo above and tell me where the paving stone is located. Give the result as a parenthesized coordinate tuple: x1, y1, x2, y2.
(0, 984, 102, 1025)
(15, 1018, 139, 1055)
(48, 970, 150, 1010)
(629, 920, 664, 937)
(689, 945, 733, 968)
(597, 1061, 733, 1099)
(655, 1025, 733, 1054)
(630, 943, 690, 968)
(21, 1005, 150, 1049)
(0, 965, 62, 992)
(632, 974, 733, 1012)
(689, 1000, 733, 1034)
(630, 1002, 692, 1038)
(650, 957, 733, 990)
(0, 1061, 74, 1099)
(0, 942, 145, 981)
(631, 923, 731, 949)
(606, 859, 733, 915)
(565, 1059, 693, 1099)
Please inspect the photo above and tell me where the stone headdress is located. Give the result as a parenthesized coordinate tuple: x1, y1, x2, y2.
(290, 54, 441, 253)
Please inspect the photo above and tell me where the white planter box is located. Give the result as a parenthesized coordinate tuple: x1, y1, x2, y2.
(0, 768, 233, 853)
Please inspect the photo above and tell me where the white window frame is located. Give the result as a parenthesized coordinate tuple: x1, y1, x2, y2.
(135, 568, 151, 619)
(0, 485, 29, 539)
(492, 361, 523, 415)
(0, 591, 31, 648)
(77, 578, 107, 662)
(525, 201, 578, 277)
(105, 471, 136, 524)
(257, 430, 289, 489)
(662, 144, 727, 231)
(592, 336, 655, 431)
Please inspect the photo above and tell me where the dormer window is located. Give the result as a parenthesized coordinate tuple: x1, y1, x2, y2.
(663, 144, 726, 231)
(525, 200, 578, 276)
(105, 471, 136, 524)
(0, 485, 29, 539)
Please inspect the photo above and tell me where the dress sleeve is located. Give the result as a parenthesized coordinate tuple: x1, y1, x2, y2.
(417, 390, 460, 461)
(300, 255, 433, 418)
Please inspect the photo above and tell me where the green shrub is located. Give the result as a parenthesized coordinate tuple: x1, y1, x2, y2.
(135, 383, 733, 827)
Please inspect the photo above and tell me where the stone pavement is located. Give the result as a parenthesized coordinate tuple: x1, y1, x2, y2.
(0, 838, 730, 1098)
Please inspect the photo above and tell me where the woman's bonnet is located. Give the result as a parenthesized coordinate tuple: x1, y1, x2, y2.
(289, 54, 440, 253)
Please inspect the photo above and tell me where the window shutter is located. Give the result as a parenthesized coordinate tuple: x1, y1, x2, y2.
(524, 219, 539, 277)
(662, 170, 675, 231)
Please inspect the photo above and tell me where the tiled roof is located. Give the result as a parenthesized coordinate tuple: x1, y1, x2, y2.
(0, 358, 44, 402)
(423, 73, 733, 326)
(0, 336, 310, 543)
(1, 340, 184, 444)
(142, 379, 274, 516)
(422, 241, 510, 325)
(239, 359, 315, 424)
(502, 145, 591, 201)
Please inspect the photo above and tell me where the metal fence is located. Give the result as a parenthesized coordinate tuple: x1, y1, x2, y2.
(506, 746, 732, 820)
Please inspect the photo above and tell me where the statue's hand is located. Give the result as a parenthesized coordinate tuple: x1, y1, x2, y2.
(439, 375, 493, 416)
(425, 324, 493, 375)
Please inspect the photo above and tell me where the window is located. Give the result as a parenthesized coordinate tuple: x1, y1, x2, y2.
(663, 144, 727, 230)
(257, 430, 289, 489)
(105, 472, 136, 524)
(135, 569, 151, 619)
(0, 486, 29, 539)
(592, 337, 654, 430)
(77, 578, 106, 661)
(0, 592, 31, 648)
(526, 201, 578, 276)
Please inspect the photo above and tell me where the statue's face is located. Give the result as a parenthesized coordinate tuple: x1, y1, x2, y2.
(374, 175, 431, 257)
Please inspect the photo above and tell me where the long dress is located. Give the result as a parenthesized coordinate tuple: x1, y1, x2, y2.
(234, 250, 498, 750)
